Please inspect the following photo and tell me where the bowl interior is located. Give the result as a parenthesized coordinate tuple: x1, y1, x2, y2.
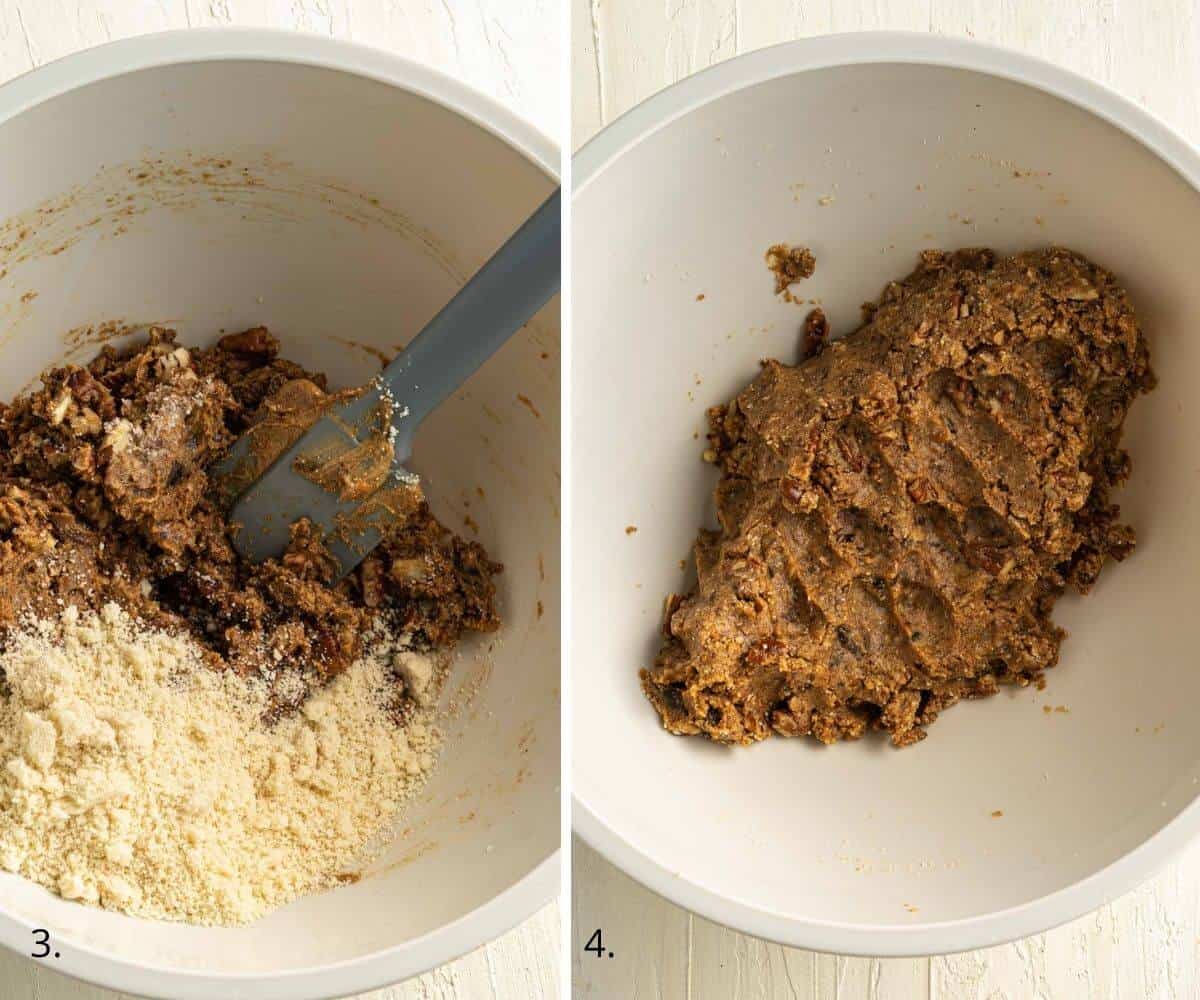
(0, 58, 559, 975)
(573, 60, 1200, 934)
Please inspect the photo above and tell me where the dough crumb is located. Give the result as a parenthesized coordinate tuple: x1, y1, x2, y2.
(765, 243, 816, 295)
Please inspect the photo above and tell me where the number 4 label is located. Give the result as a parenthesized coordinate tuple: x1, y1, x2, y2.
(584, 929, 614, 958)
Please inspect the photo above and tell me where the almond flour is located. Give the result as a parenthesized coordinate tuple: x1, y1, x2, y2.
(0, 602, 442, 925)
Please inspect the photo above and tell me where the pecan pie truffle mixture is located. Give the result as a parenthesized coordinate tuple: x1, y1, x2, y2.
(0, 327, 500, 716)
(643, 248, 1153, 747)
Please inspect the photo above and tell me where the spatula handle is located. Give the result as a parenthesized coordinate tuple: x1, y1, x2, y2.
(367, 187, 561, 440)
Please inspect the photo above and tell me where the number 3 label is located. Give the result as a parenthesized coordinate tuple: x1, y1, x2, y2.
(31, 929, 55, 959)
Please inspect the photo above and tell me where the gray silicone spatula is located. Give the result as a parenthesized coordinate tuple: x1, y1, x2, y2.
(217, 187, 560, 575)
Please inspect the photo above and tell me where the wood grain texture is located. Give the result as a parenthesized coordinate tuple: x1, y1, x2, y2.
(571, 0, 1200, 996)
(573, 0, 1200, 151)
(0, 2, 561, 998)
(0, 0, 559, 141)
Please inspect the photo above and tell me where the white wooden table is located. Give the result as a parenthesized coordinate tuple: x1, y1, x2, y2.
(571, 1, 1200, 997)
(0, 2, 560, 998)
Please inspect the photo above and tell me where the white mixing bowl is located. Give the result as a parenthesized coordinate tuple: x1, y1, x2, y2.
(0, 30, 559, 998)
(573, 32, 1200, 955)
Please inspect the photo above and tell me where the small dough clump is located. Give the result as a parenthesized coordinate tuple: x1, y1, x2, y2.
(765, 243, 816, 295)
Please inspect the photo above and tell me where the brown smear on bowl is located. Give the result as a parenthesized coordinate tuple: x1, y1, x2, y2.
(0, 150, 482, 359)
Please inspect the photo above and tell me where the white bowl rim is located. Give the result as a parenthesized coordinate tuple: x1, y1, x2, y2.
(0, 27, 560, 1000)
(572, 29, 1200, 958)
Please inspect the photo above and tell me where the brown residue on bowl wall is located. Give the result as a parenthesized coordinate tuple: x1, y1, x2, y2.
(126, 152, 473, 283)
(331, 335, 392, 368)
(963, 151, 1052, 179)
(371, 840, 440, 879)
(442, 649, 495, 724)
(62, 318, 162, 352)
(0, 150, 481, 331)
(0, 148, 515, 384)
(516, 393, 541, 418)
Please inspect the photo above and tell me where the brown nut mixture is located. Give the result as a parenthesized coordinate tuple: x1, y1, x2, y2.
(643, 248, 1154, 747)
(0, 327, 501, 717)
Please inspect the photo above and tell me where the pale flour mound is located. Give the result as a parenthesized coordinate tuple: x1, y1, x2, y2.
(0, 602, 440, 925)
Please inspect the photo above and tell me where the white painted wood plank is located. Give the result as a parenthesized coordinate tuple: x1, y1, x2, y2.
(572, 837, 690, 998)
(689, 912, 828, 1000)
(585, 0, 736, 141)
(570, 0, 602, 148)
(573, 0, 1200, 996)
(0, 0, 560, 142)
(737, 0, 933, 51)
(0, 2, 561, 998)
(386, 904, 561, 1000)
